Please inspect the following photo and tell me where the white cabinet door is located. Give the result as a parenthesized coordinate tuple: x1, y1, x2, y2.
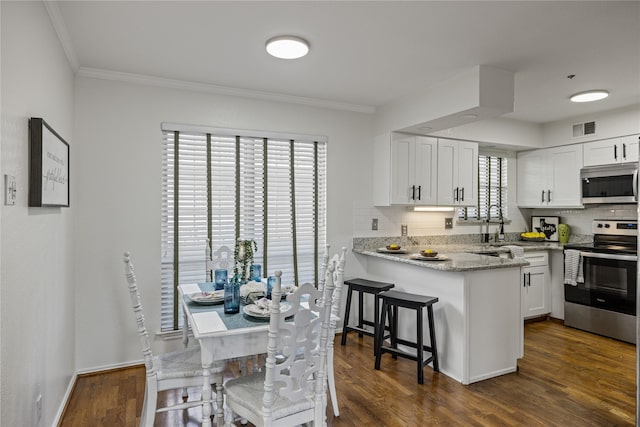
(583, 136, 640, 166)
(517, 145, 582, 208)
(437, 140, 478, 206)
(384, 134, 438, 205)
(516, 150, 548, 207)
(620, 135, 639, 163)
(413, 137, 438, 205)
(456, 141, 478, 207)
(390, 136, 414, 204)
(583, 139, 618, 166)
(437, 141, 457, 205)
(547, 144, 583, 207)
(522, 265, 550, 319)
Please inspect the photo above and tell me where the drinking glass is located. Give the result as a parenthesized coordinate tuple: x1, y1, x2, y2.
(224, 280, 240, 314)
(214, 269, 228, 291)
(250, 264, 262, 282)
(267, 276, 276, 300)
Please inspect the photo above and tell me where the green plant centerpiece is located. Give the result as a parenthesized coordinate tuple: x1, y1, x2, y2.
(233, 238, 257, 283)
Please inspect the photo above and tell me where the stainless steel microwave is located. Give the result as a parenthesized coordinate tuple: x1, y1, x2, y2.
(581, 163, 638, 204)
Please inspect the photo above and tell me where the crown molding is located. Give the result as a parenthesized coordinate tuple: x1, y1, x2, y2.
(77, 67, 376, 114)
(43, 0, 79, 71)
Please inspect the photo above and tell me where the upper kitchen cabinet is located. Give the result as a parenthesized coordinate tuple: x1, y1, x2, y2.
(583, 135, 639, 167)
(437, 140, 478, 206)
(373, 133, 438, 206)
(517, 144, 583, 208)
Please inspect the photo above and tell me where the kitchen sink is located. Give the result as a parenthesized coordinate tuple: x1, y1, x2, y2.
(468, 250, 501, 257)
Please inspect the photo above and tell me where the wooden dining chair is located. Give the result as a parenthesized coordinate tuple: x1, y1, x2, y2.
(122, 252, 224, 427)
(223, 269, 336, 426)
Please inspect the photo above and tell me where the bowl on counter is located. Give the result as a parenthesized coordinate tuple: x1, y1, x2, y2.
(420, 250, 438, 257)
(386, 245, 402, 251)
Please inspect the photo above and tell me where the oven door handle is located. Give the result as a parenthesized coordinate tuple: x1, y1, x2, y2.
(579, 251, 638, 262)
(633, 168, 638, 202)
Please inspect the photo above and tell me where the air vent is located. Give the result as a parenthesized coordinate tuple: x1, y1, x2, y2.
(572, 121, 596, 137)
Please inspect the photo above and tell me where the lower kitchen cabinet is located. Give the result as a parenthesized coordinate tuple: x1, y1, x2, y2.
(522, 251, 551, 319)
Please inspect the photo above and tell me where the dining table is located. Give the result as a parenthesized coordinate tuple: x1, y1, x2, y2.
(178, 282, 272, 427)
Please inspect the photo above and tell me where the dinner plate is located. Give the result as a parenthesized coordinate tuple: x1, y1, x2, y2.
(409, 254, 449, 261)
(377, 247, 409, 254)
(187, 291, 224, 305)
(243, 302, 292, 319)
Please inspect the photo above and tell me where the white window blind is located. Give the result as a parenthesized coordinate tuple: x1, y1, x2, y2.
(458, 155, 508, 221)
(161, 127, 327, 331)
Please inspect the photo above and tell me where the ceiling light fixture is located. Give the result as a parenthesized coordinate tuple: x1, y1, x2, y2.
(570, 90, 609, 103)
(265, 36, 309, 59)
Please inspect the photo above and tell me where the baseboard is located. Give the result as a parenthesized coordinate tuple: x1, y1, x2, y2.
(53, 372, 77, 427)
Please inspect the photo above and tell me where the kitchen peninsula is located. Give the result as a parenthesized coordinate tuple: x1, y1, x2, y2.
(352, 240, 530, 385)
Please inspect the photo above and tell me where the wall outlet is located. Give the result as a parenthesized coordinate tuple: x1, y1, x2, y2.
(35, 393, 43, 422)
(401, 224, 408, 236)
(371, 218, 378, 231)
(445, 217, 453, 229)
(4, 175, 16, 205)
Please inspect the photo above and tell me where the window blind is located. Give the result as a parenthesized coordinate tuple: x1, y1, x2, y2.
(458, 155, 508, 220)
(161, 127, 327, 331)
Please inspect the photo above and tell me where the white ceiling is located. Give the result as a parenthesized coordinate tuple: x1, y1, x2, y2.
(53, 1, 640, 124)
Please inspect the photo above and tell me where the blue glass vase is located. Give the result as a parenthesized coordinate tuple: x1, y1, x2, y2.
(214, 269, 228, 291)
(224, 280, 240, 314)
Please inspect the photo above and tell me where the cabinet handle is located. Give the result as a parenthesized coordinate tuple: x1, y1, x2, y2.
(614, 145, 618, 160)
(523, 273, 526, 287)
(460, 187, 464, 202)
(547, 190, 551, 203)
(411, 185, 416, 201)
(541, 190, 545, 203)
(417, 185, 422, 200)
(528, 272, 531, 286)
(454, 187, 459, 202)
(623, 143, 627, 159)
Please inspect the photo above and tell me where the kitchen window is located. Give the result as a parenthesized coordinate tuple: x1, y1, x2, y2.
(160, 124, 327, 331)
(458, 154, 508, 221)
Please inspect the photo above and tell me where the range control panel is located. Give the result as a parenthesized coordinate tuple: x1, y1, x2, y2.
(592, 219, 637, 236)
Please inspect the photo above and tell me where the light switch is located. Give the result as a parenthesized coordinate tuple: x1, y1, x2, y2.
(445, 217, 453, 229)
(371, 218, 378, 231)
(4, 175, 16, 205)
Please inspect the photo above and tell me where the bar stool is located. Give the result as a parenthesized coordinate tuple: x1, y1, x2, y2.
(341, 278, 394, 353)
(374, 290, 439, 384)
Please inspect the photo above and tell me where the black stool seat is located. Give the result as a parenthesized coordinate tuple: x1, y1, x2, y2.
(341, 278, 395, 353)
(375, 290, 439, 384)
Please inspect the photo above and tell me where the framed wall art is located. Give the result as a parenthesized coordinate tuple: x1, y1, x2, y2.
(531, 215, 559, 241)
(29, 118, 70, 207)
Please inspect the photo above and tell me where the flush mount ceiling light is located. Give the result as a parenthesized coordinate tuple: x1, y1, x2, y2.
(570, 90, 609, 103)
(265, 36, 309, 59)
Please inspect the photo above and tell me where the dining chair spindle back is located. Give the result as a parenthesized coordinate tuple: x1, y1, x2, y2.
(122, 251, 223, 427)
(223, 269, 336, 426)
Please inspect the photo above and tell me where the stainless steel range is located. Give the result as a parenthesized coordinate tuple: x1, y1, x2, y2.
(564, 219, 637, 344)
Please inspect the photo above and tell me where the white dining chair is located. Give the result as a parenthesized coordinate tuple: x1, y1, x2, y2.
(323, 246, 347, 417)
(223, 269, 336, 426)
(122, 252, 224, 427)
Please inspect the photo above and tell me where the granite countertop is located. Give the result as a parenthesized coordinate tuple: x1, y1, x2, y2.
(352, 241, 573, 272)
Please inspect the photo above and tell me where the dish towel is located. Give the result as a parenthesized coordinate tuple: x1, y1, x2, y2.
(564, 249, 584, 286)
(503, 245, 525, 259)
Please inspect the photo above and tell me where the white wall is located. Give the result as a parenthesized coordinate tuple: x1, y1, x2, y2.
(541, 104, 640, 147)
(1, 2, 75, 426)
(72, 77, 374, 370)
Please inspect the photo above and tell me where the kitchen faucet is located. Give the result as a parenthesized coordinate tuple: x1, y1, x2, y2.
(483, 204, 503, 243)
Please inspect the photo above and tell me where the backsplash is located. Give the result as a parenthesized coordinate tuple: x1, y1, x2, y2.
(352, 200, 636, 240)
(529, 204, 638, 236)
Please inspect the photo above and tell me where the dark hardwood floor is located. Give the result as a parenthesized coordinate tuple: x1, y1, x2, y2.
(60, 320, 636, 426)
